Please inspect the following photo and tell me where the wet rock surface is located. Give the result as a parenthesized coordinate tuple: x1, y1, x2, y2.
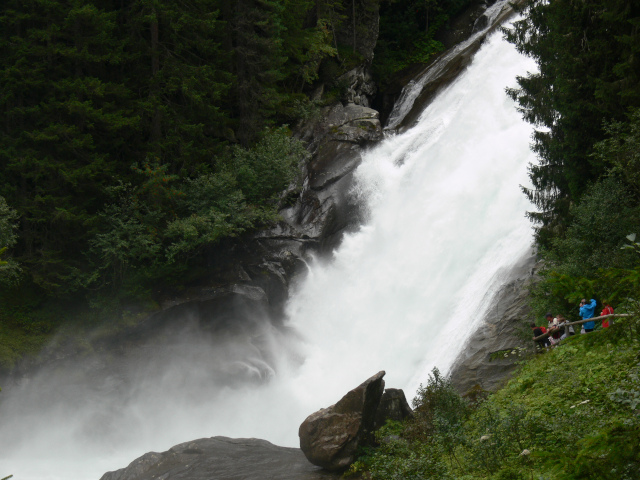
(338, 66, 377, 107)
(325, 103, 382, 145)
(379, 0, 520, 130)
(299, 371, 386, 471)
(99, 437, 340, 480)
(374, 388, 414, 428)
(448, 251, 539, 394)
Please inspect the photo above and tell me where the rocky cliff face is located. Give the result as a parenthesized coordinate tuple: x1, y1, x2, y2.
(377, 0, 523, 127)
(448, 251, 539, 394)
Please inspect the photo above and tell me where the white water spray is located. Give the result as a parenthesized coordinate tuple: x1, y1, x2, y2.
(0, 24, 537, 480)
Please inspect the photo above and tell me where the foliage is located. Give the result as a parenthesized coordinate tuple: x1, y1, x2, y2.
(0, 0, 338, 300)
(373, 0, 470, 85)
(526, 83, 640, 323)
(81, 128, 306, 297)
(0, 196, 21, 286)
(347, 421, 452, 480)
(547, 177, 640, 278)
(229, 126, 308, 203)
(504, 0, 640, 246)
(594, 108, 640, 195)
(407, 368, 469, 458)
(0, 286, 57, 370)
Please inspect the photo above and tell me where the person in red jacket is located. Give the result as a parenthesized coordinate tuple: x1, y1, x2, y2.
(531, 322, 550, 349)
(601, 301, 614, 328)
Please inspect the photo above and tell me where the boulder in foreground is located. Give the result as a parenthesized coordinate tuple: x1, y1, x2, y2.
(375, 387, 413, 428)
(298, 371, 386, 471)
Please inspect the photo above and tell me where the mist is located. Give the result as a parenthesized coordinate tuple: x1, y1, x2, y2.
(0, 25, 537, 480)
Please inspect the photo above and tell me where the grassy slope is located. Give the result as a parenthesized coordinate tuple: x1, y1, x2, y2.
(350, 322, 640, 479)
(479, 327, 640, 479)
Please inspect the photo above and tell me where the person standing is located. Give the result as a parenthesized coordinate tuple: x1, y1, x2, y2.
(600, 301, 614, 328)
(579, 298, 597, 333)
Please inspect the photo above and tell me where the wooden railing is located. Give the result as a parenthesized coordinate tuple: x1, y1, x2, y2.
(533, 314, 632, 342)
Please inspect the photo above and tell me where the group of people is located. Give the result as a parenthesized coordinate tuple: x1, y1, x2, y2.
(531, 298, 615, 349)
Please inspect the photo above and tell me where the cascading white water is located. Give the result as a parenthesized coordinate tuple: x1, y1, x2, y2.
(385, 0, 511, 130)
(0, 23, 537, 480)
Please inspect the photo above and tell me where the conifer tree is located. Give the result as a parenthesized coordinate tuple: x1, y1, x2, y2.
(504, 0, 640, 246)
(0, 0, 138, 290)
(124, 0, 233, 169)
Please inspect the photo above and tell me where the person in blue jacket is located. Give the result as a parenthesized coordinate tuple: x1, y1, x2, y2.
(579, 298, 597, 333)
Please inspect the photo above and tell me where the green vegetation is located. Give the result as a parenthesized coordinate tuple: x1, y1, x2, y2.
(0, 196, 20, 286)
(373, 0, 473, 86)
(502, 0, 640, 323)
(0, 0, 338, 300)
(504, 0, 640, 249)
(0, 0, 383, 365)
(349, 324, 640, 479)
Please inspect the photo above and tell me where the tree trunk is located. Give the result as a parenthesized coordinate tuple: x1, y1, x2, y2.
(150, 8, 161, 143)
(352, 0, 356, 53)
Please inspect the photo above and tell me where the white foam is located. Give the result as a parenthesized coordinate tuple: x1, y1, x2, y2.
(0, 25, 538, 480)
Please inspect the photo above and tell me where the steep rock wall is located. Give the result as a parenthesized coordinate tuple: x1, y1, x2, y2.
(449, 252, 540, 394)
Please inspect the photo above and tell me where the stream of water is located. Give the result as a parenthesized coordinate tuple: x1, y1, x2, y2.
(0, 21, 537, 480)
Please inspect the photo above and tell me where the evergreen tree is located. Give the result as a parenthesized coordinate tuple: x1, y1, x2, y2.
(0, 0, 138, 291)
(504, 0, 640, 246)
(123, 0, 233, 169)
(0, 196, 20, 286)
(0, 0, 342, 299)
(227, 0, 288, 145)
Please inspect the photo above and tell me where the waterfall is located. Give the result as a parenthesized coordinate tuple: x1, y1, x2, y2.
(385, 0, 513, 130)
(0, 22, 537, 480)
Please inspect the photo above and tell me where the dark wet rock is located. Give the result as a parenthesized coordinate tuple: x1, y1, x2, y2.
(338, 66, 377, 107)
(299, 371, 385, 471)
(374, 388, 414, 429)
(100, 437, 340, 480)
(448, 251, 539, 394)
(472, 11, 490, 33)
(277, 100, 383, 255)
(375, 0, 490, 123)
(378, 0, 522, 129)
(308, 141, 362, 191)
(324, 103, 382, 145)
(437, 0, 494, 49)
(391, 2, 517, 132)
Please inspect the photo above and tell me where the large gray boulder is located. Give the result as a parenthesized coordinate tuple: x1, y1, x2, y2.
(325, 103, 382, 145)
(100, 437, 340, 480)
(374, 388, 413, 429)
(298, 371, 385, 471)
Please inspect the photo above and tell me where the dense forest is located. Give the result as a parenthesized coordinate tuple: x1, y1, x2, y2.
(0, 0, 476, 365)
(0, 0, 339, 302)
